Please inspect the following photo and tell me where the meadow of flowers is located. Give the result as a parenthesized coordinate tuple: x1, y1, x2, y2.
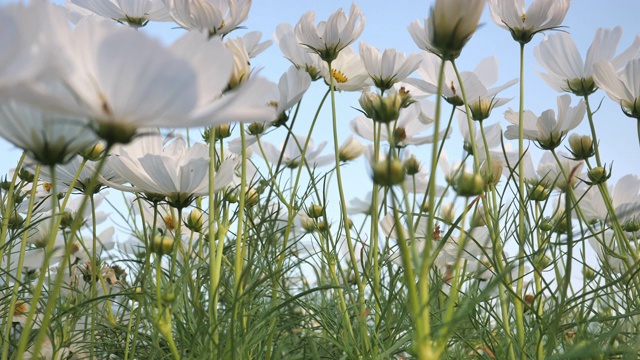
(1, 0, 640, 359)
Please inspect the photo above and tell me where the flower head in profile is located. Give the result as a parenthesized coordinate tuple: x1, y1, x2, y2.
(489, 0, 570, 44)
(594, 58, 640, 120)
(408, 0, 485, 60)
(535, 27, 640, 95)
(165, 0, 252, 37)
(107, 133, 235, 208)
(256, 134, 333, 169)
(0, 101, 97, 166)
(295, 4, 365, 63)
(321, 46, 371, 91)
(359, 41, 421, 92)
(71, 0, 171, 26)
(274, 23, 324, 80)
(504, 94, 585, 150)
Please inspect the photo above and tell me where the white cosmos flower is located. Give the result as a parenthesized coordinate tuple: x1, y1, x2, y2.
(16, 20, 275, 143)
(274, 23, 324, 80)
(164, 0, 251, 37)
(504, 94, 586, 150)
(0, 2, 68, 94)
(534, 151, 583, 192)
(295, 3, 365, 63)
(38, 154, 127, 193)
(576, 174, 640, 225)
(408, 0, 485, 60)
(588, 230, 637, 274)
(256, 134, 333, 168)
(0, 101, 97, 166)
(107, 133, 235, 208)
(535, 27, 640, 95)
(321, 46, 371, 91)
(338, 135, 365, 162)
(488, 0, 571, 44)
(71, 0, 171, 26)
(358, 41, 421, 92)
(458, 113, 502, 161)
(350, 101, 450, 148)
(594, 58, 640, 120)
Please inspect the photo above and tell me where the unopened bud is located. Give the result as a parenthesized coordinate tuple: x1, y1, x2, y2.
(529, 184, 550, 202)
(454, 172, 484, 197)
(185, 209, 204, 233)
(372, 159, 406, 186)
(214, 124, 232, 139)
(80, 142, 105, 161)
(150, 235, 174, 256)
(244, 188, 259, 208)
(248, 122, 265, 136)
(339, 136, 365, 162)
(587, 166, 608, 185)
(307, 204, 324, 219)
(568, 134, 594, 160)
(18, 168, 35, 183)
(359, 88, 402, 124)
(404, 155, 421, 175)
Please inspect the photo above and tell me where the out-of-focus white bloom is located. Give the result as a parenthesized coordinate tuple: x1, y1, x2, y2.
(16, 20, 275, 144)
(576, 174, 640, 227)
(535, 27, 640, 95)
(594, 58, 640, 120)
(488, 0, 571, 44)
(107, 133, 235, 208)
(338, 135, 365, 162)
(38, 155, 126, 194)
(0, 3, 69, 94)
(164, 0, 251, 37)
(407, 55, 517, 113)
(274, 23, 324, 80)
(351, 101, 450, 148)
(321, 46, 371, 91)
(504, 94, 585, 150)
(408, 0, 485, 60)
(0, 101, 97, 166)
(256, 134, 333, 168)
(588, 230, 638, 273)
(458, 114, 502, 160)
(359, 41, 421, 91)
(71, 0, 171, 26)
(534, 151, 583, 192)
(295, 4, 365, 63)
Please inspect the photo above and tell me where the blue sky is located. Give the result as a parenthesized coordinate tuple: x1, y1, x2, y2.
(1, 0, 639, 185)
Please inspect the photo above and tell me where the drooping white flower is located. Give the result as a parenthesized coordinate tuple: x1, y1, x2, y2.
(350, 101, 449, 148)
(295, 4, 365, 63)
(107, 133, 235, 208)
(255, 134, 333, 168)
(504, 94, 586, 150)
(359, 41, 421, 92)
(338, 135, 365, 162)
(535, 27, 640, 95)
(71, 0, 171, 26)
(594, 58, 640, 120)
(0, 101, 97, 166)
(458, 114, 503, 161)
(274, 23, 324, 80)
(408, 0, 485, 60)
(164, 0, 251, 37)
(488, 0, 571, 44)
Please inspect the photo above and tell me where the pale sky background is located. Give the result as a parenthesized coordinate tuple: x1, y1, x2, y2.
(0, 0, 638, 292)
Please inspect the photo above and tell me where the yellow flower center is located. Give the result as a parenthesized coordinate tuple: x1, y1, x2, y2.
(521, 13, 526, 23)
(43, 182, 52, 192)
(14, 302, 27, 316)
(163, 215, 175, 230)
(331, 69, 348, 83)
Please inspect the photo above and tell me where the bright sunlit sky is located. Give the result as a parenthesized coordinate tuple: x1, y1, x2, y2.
(1, 1, 639, 180)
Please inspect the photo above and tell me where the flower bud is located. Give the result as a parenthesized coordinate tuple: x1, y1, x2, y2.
(307, 204, 324, 219)
(529, 184, 550, 202)
(453, 172, 484, 197)
(623, 218, 640, 233)
(372, 159, 406, 187)
(59, 211, 74, 229)
(18, 168, 35, 183)
(404, 155, 421, 175)
(248, 122, 265, 136)
(468, 98, 496, 122)
(566, 77, 596, 96)
(568, 134, 594, 160)
(480, 159, 503, 187)
(470, 207, 486, 228)
(185, 209, 204, 233)
(583, 266, 596, 281)
(587, 166, 608, 185)
(244, 188, 259, 208)
(214, 124, 232, 139)
(8, 212, 23, 230)
(298, 213, 316, 233)
(359, 88, 402, 124)
(150, 235, 174, 256)
(316, 220, 329, 233)
(80, 142, 105, 161)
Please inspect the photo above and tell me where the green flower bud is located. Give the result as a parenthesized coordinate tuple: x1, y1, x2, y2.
(359, 88, 402, 124)
(307, 204, 324, 219)
(372, 159, 406, 187)
(150, 235, 174, 256)
(244, 188, 259, 208)
(468, 98, 496, 122)
(214, 124, 232, 139)
(18, 168, 35, 183)
(566, 77, 596, 96)
(404, 156, 421, 176)
(185, 209, 204, 233)
(59, 211, 74, 229)
(567, 134, 594, 160)
(623, 218, 640, 232)
(587, 166, 608, 185)
(80, 142, 105, 161)
(7, 212, 23, 230)
(453, 172, 484, 197)
(529, 184, 550, 202)
(583, 267, 596, 281)
(247, 122, 265, 136)
(316, 220, 329, 233)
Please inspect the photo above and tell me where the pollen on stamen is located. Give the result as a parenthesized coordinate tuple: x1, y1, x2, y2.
(450, 81, 457, 95)
(43, 182, 52, 193)
(331, 69, 348, 83)
(521, 13, 526, 23)
(99, 93, 112, 116)
(163, 215, 175, 231)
